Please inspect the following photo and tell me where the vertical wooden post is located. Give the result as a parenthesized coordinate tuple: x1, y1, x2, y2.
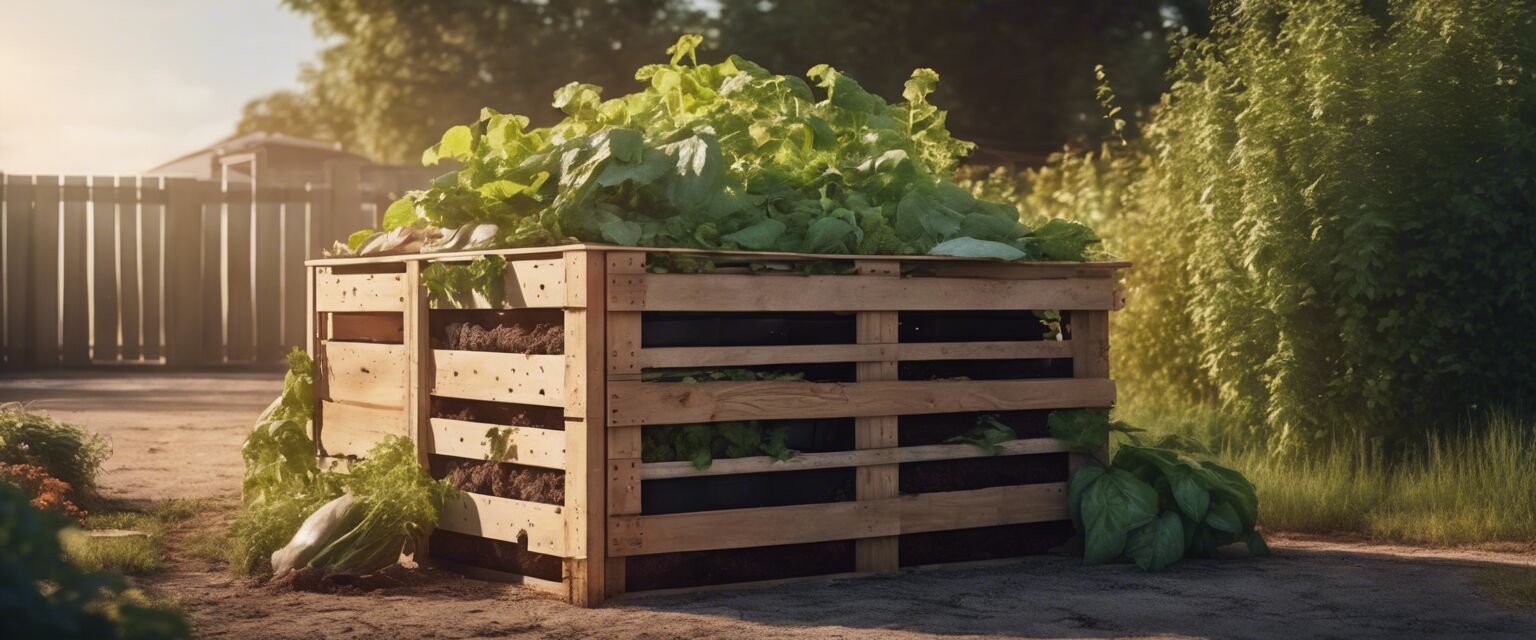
(90, 176, 119, 362)
(562, 249, 607, 606)
(1069, 309, 1112, 466)
(30, 176, 61, 367)
(226, 182, 254, 363)
(403, 259, 432, 560)
(116, 177, 141, 361)
(61, 176, 89, 366)
(200, 180, 224, 363)
(139, 178, 165, 361)
(854, 260, 901, 572)
(324, 160, 363, 246)
(603, 250, 646, 599)
(4, 175, 34, 368)
(254, 189, 282, 362)
(162, 178, 204, 368)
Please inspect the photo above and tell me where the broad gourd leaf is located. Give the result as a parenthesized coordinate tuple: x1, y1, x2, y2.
(1081, 468, 1158, 565)
(382, 197, 419, 231)
(1032, 218, 1100, 261)
(600, 219, 643, 246)
(1048, 408, 1113, 451)
(928, 237, 1027, 260)
(1125, 510, 1185, 571)
(1206, 500, 1243, 534)
(436, 125, 474, 163)
(1066, 461, 1107, 533)
(1168, 466, 1211, 522)
(722, 218, 786, 250)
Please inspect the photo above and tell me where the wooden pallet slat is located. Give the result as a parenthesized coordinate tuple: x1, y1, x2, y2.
(438, 492, 568, 557)
(426, 257, 566, 309)
(254, 194, 283, 361)
(319, 400, 407, 457)
(431, 350, 565, 407)
(226, 184, 254, 362)
(116, 178, 141, 360)
(429, 418, 567, 470)
(611, 273, 1121, 312)
(315, 271, 406, 312)
(607, 378, 1116, 426)
(61, 176, 89, 365)
(639, 437, 1072, 480)
(321, 341, 407, 407)
(4, 175, 34, 366)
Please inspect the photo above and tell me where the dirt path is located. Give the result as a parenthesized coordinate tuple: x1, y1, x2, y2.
(4, 371, 1534, 639)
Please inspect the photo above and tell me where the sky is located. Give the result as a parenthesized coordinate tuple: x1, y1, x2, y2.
(0, 1, 323, 175)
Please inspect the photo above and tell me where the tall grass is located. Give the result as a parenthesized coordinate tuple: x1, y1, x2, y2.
(1119, 404, 1536, 547)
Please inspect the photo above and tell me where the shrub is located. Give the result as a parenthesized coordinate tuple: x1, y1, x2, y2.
(0, 404, 110, 494)
(999, 0, 1536, 450)
(0, 482, 190, 639)
(0, 463, 87, 524)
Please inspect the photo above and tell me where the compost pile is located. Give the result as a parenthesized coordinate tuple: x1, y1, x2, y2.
(440, 322, 562, 354)
(345, 34, 1100, 262)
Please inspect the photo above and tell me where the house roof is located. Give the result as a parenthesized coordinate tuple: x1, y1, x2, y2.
(144, 131, 368, 174)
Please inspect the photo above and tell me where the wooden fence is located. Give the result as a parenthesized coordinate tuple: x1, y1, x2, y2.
(0, 172, 398, 370)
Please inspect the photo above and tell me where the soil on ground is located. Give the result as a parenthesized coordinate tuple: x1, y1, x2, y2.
(5, 370, 1536, 639)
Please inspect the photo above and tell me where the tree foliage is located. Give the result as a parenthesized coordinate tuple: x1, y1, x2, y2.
(239, 0, 1206, 164)
(995, 0, 1536, 450)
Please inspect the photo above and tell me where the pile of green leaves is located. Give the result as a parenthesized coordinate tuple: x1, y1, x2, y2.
(230, 350, 451, 575)
(642, 421, 797, 471)
(421, 255, 507, 308)
(1051, 408, 1266, 571)
(0, 481, 190, 639)
(0, 404, 110, 495)
(382, 34, 1101, 262)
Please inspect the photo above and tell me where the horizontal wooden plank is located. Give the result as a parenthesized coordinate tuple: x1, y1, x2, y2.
(608, 500, 900, 557)
(638, 343, 890, 369)
(640, 438, 1071, 480)
(607, 378, 1115, 426)
(896, 340, 1073, 361)
(316, 272, 407, 312)
(898, 483, 1067, 535)
(610, 274, 1120, 312)
(320, 401, 407, 457)
(432, 350, 565, 407)
(635, 340, 1073, 369)
(428, 258, 566, 309)
(438, 492, 568, 557)
(429, 418, 567, 470)
(607, 483, 1067, 556)
(322, 342, 407, 407)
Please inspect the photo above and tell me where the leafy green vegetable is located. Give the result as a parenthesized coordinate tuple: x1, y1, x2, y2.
(379, 35, 1100, 261)
(484, 427, 518, 462)
(421, 255, 507, 308)
(642, 421, 799, 471)
(302, 437, 453, 574)
(944, 414, 1018, 454)
(1064, 427, 1267, 571)
(231, 350, 452, 576)
(0, 404, 110, 495)
(1047, 408, 1142, 451)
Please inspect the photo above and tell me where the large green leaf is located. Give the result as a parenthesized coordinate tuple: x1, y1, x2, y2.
(1168, 466, 1211, 522)
(1080, 468, 1159, 565)
(1205, 500, 1243, 534)
(928, 237, 1027, 260)
(1125, 510, 1186, 571)
(1066, 461, 1107, 533)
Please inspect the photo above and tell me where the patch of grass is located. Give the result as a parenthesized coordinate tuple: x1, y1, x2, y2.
(61, 499, 208, 575)
(1117, 404, 1536, 547)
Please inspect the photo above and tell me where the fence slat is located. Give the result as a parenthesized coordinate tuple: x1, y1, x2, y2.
(164, 178, 204, 367)
(140, 178, 164, 361)
(200, 184, 223, 363)
(91, 176, 119, 361)
(4, 176, 34, 367)
(225, 185, 253, 362)
(30, 177, 60, 366)
(115, 178, 141, 360)
(61, 176, 89, 365)
(254, 190, 281, 362)
(281, 188, 307, 352)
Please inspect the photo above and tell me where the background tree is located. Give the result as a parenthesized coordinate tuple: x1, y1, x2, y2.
(239, 0, 1207, 165)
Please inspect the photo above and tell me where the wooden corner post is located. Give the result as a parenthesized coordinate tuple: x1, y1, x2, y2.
(854, 260, 900, 572)
(602, 250, 646, 600)
(404, 259, 433, 560)
(1069, 309, 1112, 467)
(563, 249, 608, 606)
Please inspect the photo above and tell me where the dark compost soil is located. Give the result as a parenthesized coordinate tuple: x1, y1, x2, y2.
(439, 322, 563, 354)
(433, 455, 565, 505)
(431, 397, 564, 430)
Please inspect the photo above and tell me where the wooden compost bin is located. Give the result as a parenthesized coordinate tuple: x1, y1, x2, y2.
(306, 244, 1127, 607)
